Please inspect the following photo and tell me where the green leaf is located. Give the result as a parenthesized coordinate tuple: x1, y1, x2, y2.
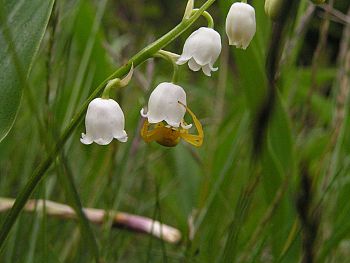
(0, 0, 54, 142)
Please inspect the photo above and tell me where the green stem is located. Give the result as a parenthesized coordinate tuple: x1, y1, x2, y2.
(154, 50, 180, 83)
(101, 79, 119, 99)
(101, 64, 133, 99)
(192, 9, 214, 28)
(0, 0, 217, 250)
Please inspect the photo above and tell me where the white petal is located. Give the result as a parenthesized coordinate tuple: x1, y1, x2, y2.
(176, 56, 191, 65)
(148, 115, 165, 124)
(210, 65, 218, 72)
(202, 64, 212, 76)
(140, 108, 148, 118)
(167, 120, 181, 127)
(191, 28, 221, 66)
(179, 30, 200, 60)
(114, 130, 128, 143)
(80, 133, 93, 145)
(188, 58, 201, 71)
(181, 122, 192, 129)
(95, 136, 113, 145)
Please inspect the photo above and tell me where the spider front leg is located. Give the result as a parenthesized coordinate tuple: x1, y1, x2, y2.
(141, 119, 163, 143)
(178, 102, 204, 147)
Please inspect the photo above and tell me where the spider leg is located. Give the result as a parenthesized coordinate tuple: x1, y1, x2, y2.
(178, 101, 204, 147)
(180, 133, 203, 147)
(140, 119, 163, 143)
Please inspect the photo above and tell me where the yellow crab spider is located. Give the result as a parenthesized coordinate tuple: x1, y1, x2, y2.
(141, 102, 203, 147)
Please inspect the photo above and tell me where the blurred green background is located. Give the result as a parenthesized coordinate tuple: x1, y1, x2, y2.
(1, 0, 350, 262)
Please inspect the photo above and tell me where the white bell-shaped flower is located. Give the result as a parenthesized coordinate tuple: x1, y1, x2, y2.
(81, 98, 127, 145)
(226, 2, 256, 49)
(141, 82, 187, 128)
(177, 27, 222, 77)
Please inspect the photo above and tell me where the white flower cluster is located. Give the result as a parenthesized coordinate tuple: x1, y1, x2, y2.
(177, 2, 256, 76)
(81, 1, 257, 146)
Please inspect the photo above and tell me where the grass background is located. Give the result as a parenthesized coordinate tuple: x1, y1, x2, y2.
(1, 0, 350, 262)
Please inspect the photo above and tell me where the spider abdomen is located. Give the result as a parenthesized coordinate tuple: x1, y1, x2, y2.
(156, 128, 181, 147)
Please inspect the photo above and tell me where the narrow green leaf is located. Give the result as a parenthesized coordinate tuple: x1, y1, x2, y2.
(57, 155, 100, 262)
(0, 0, 54, 142)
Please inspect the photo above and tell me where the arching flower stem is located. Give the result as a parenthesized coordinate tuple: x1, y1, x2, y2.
(192, 9, 214, 28)
(154, 50, 180, 83)
(101, 64, 134, 99)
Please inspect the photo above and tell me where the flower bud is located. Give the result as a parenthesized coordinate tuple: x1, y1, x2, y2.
(177, 27, 222, 76)
(265, 0, 283, 21)
(81, 98, 127, 145)
(225, 2, 256, 49)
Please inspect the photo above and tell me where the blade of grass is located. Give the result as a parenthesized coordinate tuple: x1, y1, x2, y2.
(220, 169, 261, 263)
(56, 154, 100, 262)
(194, 113, 249, 232)
(62, 0, 108, 127)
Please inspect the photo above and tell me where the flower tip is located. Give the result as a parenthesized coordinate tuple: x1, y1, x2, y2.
(80, 133, 92, 145)
(181, 122, 192, 129)
(176, 57, 188, 65)
(117, 135, 128, 143)
(203, 70, 211, 77)
(204, 65, 218, 76)
(119, 137, 128, 143)
(140, 108, 148, 118)
(96, 137, 114, 145)
(165, 120, 180, 128)
(188, 59, 201, 72)
(115, 130, 128, 143)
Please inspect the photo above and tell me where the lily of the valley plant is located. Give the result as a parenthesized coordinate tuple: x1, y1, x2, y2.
(81, 0, 257, 148)
(0, 0, 333, 253)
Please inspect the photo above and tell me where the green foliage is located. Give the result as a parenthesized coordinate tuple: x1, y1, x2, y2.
(0, 0, 54, 142)
(1, 0, 350, 262)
